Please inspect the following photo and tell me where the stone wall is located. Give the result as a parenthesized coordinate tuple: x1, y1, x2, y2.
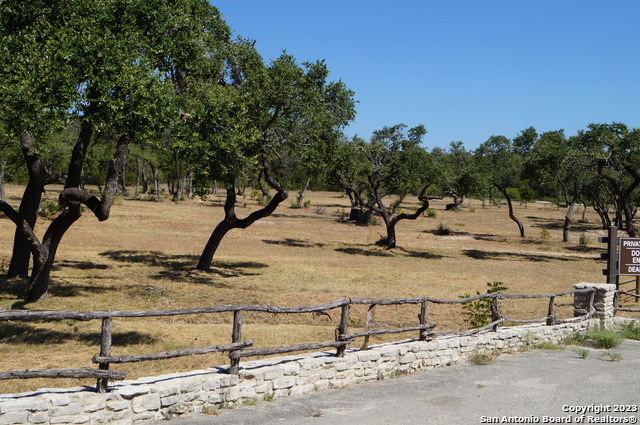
(0, 283, 630, 425)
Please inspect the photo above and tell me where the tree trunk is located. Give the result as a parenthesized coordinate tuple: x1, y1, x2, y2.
(196, 220, 232, 271)
(118, 153, 127, 196)
(563, 202, 576, 242)
(623, 202, 638, 237)
(383, 218, 397, 249)
(7, 133, 47, 278)
(196, 186, 288, 271)
(296, 178, 311, 205)
(501, 187, 525, 237)
(26, 204, 82, 302)
(0, 159, 6, 202)
(581, 203, 587, 222)
(25, 132, 128, 301)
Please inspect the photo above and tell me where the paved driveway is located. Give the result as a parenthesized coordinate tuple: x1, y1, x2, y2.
(155, 339, 640, 425)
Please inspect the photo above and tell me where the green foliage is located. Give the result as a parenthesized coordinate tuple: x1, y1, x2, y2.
(579, 233, 591, 246)
(568, 328, 623, 349)
(434, 223, 452, 236)
(585, 328, 623, 349)
(303, 200, 312, 208)
(533, 341, 564, 350)
(601, 351, 623, 362)
(468, 351, 497, 365)
(540, 228, 550, 240)
(619, 322, 640, 340)
(37, 200, 63, 218)
(290, 202, 301, 209)
(573, 348, 590, 359)
(426, 208, 437, 218)
(460, 281, 508, 328)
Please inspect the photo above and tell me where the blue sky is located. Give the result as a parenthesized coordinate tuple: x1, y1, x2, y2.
(211, 1, 640, 150)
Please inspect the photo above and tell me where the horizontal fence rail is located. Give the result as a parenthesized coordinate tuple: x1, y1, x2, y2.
(615, 289, 640, 313)
(0, 289, 597, 393)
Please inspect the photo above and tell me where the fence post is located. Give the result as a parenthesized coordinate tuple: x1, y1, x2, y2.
(96, 317, 112, 393)
(491, 296, 500, 332)
(636, 276, 639, 303)
(546, 296, 556, 326)
(229, 310, 242, 375)
(336, 303, 350, 357)
(360, 304, 376, 350)
(419, 299, 428, 340)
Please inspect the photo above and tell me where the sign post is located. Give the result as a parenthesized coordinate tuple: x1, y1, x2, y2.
(598, 226, 618, 286)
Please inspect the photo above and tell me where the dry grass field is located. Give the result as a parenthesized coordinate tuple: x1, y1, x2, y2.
(0, 183, 623, 393)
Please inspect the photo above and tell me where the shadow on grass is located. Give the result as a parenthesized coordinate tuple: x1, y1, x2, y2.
(565, 245, 604, 254)
(100, 250, 268, 283)
(335, 245, 443, 259)
(463, 249, 579, 262)
(49, 281, 117, 298)
(100, 250, 199, 270)
(526, 216, 564, 230)
(0, 323, 156, 346)
(262, 238, 325, 248)
(53, 260, 110, 271)
(472, 234, 508, 242)
(0, 276, 27, 299)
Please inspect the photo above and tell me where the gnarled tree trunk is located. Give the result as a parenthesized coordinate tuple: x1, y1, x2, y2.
(500, 187, 525, 238)
(7, 133, 47, 279)
(197, 186, 287, 271)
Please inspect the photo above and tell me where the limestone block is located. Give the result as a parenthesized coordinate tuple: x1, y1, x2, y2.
(50, 395, 71, 406)
(272, 376, 296, 390)
(50, 414, 91, 424)
(0, 399, 48, 414)
(50, 403, 84, 417)
(118, 385, 151, 399)
(107, 399, 130, 412)
(0, 411, 29, 425)
(28, 411, 48, 424)
(283, 363, 301, 376)
(132, 393, 161, 413)
(262, 366, 285, 381)
(160, 394, 181, 408)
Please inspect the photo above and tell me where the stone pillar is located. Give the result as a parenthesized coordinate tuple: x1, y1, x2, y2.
(573, 283, 616, 329)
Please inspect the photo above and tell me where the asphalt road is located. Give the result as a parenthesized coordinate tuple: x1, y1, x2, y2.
(155, 339, 640, 425)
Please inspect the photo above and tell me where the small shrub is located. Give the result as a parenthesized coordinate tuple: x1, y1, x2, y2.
(426, 208, 436, 218)
(460, 281, 508, 328)
(601, 351, 623, 362)
(563, 332, 587, 346)
(469, 207, 476, 213)
(573, 348, 590, 359)
(454, 222, 465, 227)
(534, 341, 564, 350)
(469, 351, 497, 365)
(579, 233, 591, 246)
(38, 200, 64, 218)
(585, 328, 623, 349)
(566, 328, 623, 349)
(242, 397, 258, 406)
(303, 200, 312, 208)
(263, 392, 275, 402)
(435, 223, 452, 236)
(290, 202, 301, 209)
(619, 322, 640, 340)
(540, 228, 550, 240)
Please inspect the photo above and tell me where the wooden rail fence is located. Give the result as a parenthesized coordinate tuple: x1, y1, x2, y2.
(615, 289, 640, 313)
(0, 288, 596, 393)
